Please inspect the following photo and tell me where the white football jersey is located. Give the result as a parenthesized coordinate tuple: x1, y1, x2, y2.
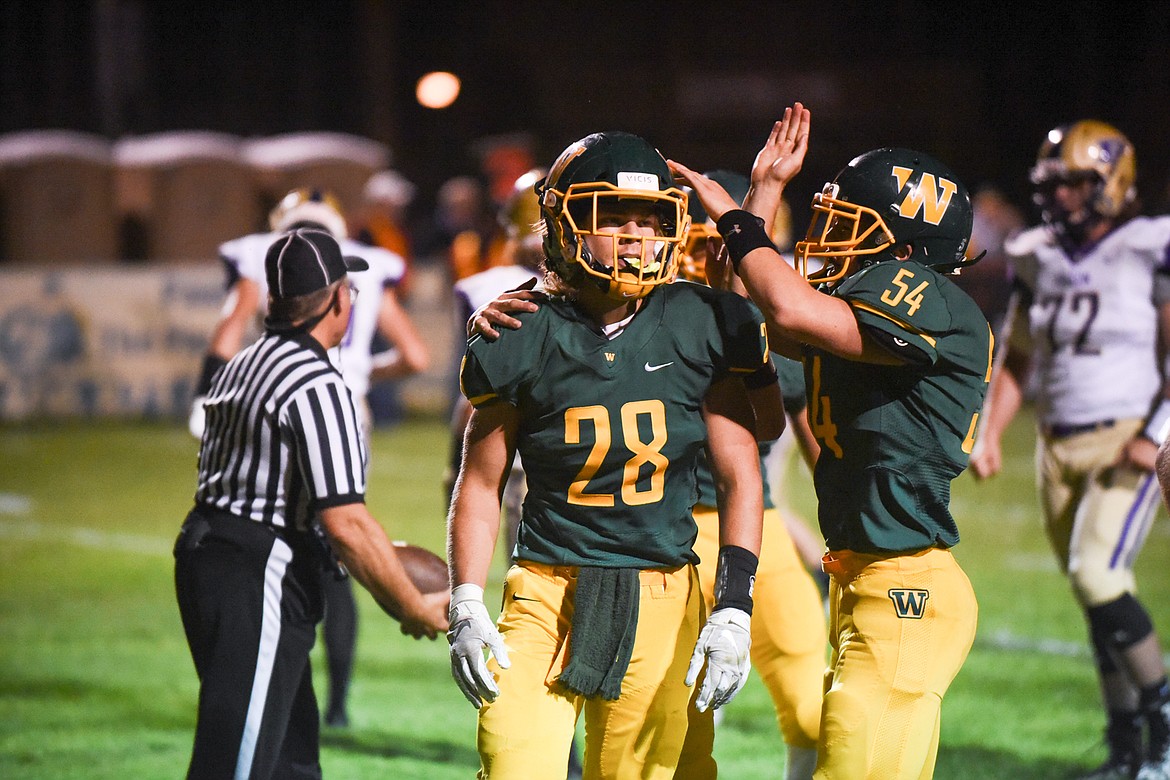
(452, 265, 540, 331)
(217, 231, 406, 399)
(1006, 216, 1170, 426)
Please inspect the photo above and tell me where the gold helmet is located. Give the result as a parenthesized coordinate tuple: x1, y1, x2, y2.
(269, 187, 348, 239)
(681, 170, 748, 284)
(680, 170, 794, 285)
(1030, 120, 1136, 226)
(498, 168, 546, 270)
(538, 131, 688, 301)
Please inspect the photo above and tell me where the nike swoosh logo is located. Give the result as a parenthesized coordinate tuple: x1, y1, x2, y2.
(644, 361, 674, 372)
(512, 594, 539, 602)
(893, 337, 909, 347)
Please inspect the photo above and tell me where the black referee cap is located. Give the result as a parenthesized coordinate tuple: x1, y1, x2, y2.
(265, 228, 368, 299)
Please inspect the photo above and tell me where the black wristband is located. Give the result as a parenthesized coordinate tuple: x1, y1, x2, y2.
(713, 544, 759, 615)
(742, 361, 779, 390)
(195, 353, 228, 396)
(715, 209, 775, 271)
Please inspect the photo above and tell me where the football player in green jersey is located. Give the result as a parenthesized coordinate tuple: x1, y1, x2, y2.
(671, 103, 992, 779)
(446, 131, 769, 778)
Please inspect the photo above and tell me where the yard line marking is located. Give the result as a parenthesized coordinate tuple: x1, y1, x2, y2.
(0, 518, 171, 557)
(981, 629, 1086, 658)
(981, 628, 1170, 666)
(1001, 552, 1060, 572)
(0, 492, 33, 515)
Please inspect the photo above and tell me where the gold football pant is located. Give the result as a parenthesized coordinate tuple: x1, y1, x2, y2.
(1038, 418, 1161, 607)
(477, 561, 703, 780)
(817, 547, 977, 780)
(676, 504, 826, 779)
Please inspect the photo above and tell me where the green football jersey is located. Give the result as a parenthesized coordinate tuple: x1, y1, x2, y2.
(694, 441, 775, 510)
(776, 354, 808, 416)
(805, 260, 992, 554)
(461, 281, 768, 568)
(692, 354, 804, 510)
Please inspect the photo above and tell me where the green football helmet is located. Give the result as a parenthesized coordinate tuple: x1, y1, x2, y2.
(537, 131, 689, 300)
(796, 147, 976, 286)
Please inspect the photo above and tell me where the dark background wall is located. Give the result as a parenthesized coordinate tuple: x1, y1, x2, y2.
(3, 0, 1169, 232)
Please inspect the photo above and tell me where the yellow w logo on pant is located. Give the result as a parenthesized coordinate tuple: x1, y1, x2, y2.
(888, 588, 930, 619)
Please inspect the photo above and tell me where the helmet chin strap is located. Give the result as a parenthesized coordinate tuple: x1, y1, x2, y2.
(577, 242, 628, 298)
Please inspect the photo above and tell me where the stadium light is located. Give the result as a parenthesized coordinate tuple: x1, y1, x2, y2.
(416, 71, 461, 109)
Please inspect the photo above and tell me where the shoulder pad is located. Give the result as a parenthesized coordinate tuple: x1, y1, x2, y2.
(838, 260, 953, 334)
(1004, 225, 1051, 259)
(1113, 216, 1170, 255)
(341, 239, 405, 282)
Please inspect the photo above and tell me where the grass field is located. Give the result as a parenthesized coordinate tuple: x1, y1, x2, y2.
(3, 408, 1170, 778)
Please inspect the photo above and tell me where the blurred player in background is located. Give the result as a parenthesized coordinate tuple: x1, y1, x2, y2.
(672, 102, 990, 779)
(432, 175, 501, 283)
(972, 120, 1170, 780)
(447, 131, 766, 778)
(352, 168, 418, 296)
(189, 187, 430, 728)
(675, 169, 825, 780)
(447, 169, 544, 557)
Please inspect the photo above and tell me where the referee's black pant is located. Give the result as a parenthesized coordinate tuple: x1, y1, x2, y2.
(174, 506, 325, 780)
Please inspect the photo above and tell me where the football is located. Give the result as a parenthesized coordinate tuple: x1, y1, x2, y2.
(385, 541, 449, 621)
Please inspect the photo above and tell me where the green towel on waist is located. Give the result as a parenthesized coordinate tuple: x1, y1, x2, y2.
(557, 566, 640, 701)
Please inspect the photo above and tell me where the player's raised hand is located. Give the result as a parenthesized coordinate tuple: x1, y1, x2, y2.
(667, 161, 740, 225)
(750, 103, 811, 191)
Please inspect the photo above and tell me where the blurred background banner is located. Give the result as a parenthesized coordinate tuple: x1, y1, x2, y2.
(0, 263, 455, 421)
(0, 266, 222, 419)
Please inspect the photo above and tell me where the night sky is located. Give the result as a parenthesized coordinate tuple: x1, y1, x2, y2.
(3, 0, 1169, 225)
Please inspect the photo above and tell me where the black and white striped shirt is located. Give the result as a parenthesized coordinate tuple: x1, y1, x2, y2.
(195, 330, 367, 531)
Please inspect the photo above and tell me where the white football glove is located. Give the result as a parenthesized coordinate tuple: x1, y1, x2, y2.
(447, 584, 511, 709)
(685, 607, 752, 712)
(188, 396, 207, 439)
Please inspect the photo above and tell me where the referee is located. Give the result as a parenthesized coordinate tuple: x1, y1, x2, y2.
(174, 228, 448, 780)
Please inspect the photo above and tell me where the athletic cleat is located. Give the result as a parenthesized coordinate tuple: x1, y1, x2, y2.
(1081, 713, 1145, 780)
(1137, 759, 1170, 780)
(1138, 703, 1170, 779)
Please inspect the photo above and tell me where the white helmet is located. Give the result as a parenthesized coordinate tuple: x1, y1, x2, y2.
(268, 188, 348, 239)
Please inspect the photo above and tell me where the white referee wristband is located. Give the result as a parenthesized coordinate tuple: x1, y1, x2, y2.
(1143, 398, 1170, 444)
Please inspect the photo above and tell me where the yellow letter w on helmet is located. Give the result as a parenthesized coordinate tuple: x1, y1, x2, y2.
(891, 166, 958, 226)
